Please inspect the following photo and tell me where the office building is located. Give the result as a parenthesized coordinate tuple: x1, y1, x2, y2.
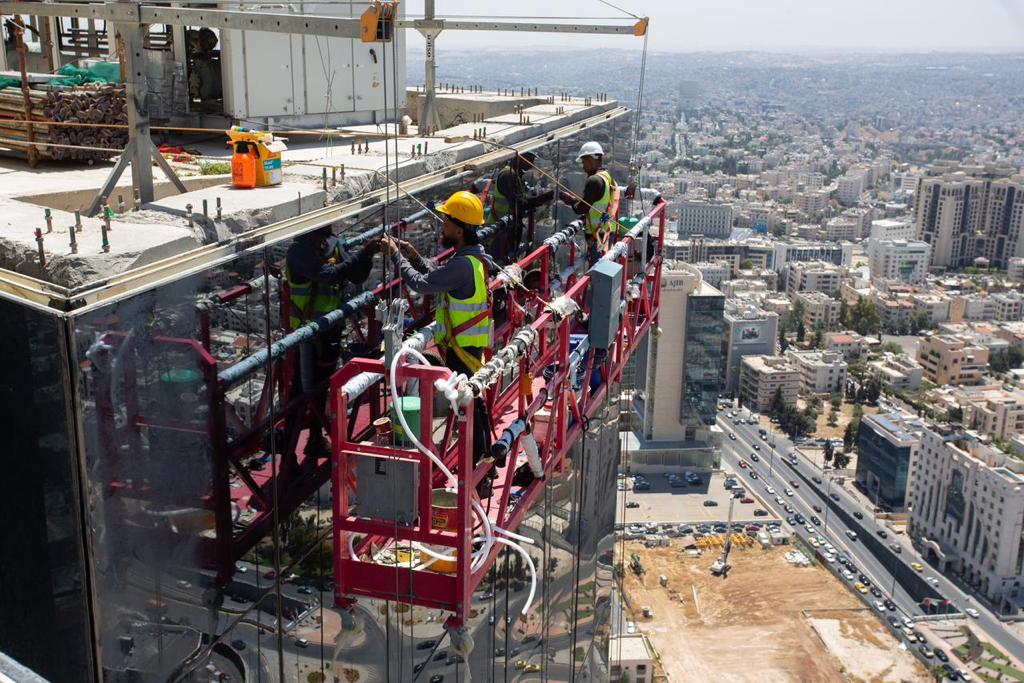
(910, 426, 1024, 613)
(785, 349, 848, 395)
(918, 334, 990, 386)
(795, 291, 842, 330)
(739, 355, 801, 412)
(637, 262, 725, 444)
(870, 218, 915, 244)
(772, 242, 851, 272)
(677, 200, 734, 238)
(914, 165, 1024, 269)
(855, 412, 923, 511)
(869, 239, 931, 284)
(722, 302, 780, 395)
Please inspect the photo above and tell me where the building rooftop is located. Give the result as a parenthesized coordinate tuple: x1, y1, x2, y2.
(0, 92, 619, 292)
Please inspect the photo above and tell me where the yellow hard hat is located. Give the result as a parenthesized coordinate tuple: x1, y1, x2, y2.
(436, 190, 485, 226)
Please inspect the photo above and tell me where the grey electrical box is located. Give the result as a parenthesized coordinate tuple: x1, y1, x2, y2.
(587, 259, 623, 350)
(355, 455, 419, 525)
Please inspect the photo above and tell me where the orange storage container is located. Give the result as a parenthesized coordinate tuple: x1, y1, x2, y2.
(231, 141, 257, 189)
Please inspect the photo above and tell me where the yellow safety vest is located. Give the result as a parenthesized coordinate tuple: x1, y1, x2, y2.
(585, 170, 618, 237)
(435, 255, 491, 349)
(491, 166, 525, 219)
(286, 244, 343, 329)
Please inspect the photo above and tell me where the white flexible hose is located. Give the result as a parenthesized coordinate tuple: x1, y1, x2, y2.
(493, 537, 538, 614)
(384, 345, 537, 610)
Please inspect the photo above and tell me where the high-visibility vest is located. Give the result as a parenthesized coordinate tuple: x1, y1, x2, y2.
(585, 170, 620, 237)
(285, 243, 343, 329)
(491, 166, 525, 219)
(435, 255, 491, 349)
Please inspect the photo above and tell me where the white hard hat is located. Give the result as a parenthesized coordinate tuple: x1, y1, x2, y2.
(576, 141, 604, 161)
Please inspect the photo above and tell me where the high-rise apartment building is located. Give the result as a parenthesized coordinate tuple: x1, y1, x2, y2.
(914, 165, 1024, 269)
(785, 260, 845, 295)
(784, 349, 848, 395)
(677, 201, 734, 238)
(795, 290, 842, 329)
(739, 355, 801, 412)
(910, 426, 1024, 613)
(837, 173, 866, 206)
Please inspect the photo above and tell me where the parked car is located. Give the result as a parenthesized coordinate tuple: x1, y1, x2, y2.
(884, 599, 896, 612)
(740, 497, 754, 504)
(625, 501, 640, 508)
(753, 509, 768, 517)
(703, 500, 719, 507)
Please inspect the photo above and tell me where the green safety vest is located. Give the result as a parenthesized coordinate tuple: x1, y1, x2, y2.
(435, 255, 491, 348)
(491, 166, 525, 219)
(286, 244, 343, 329)
(585, 170, 618, 237)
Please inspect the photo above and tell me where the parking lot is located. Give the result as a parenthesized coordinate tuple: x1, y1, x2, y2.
(616, 471, 776, 525)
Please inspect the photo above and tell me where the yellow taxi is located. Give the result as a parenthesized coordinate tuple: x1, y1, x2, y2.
(515, 659, 527, 670)
(853, 581, 869, 594)
(911, 562, 924, 572)
(525, 663, 541, 672)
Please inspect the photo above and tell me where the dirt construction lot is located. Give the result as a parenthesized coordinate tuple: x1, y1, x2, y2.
(622, 543, 928, 682)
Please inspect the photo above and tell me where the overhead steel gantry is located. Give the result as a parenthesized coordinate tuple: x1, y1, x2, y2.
(0, 0, 647, 212)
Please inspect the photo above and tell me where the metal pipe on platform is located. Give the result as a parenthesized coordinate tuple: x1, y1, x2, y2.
(219, 290, 377, 389)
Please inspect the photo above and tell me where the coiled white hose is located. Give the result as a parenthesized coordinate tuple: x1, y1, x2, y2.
(379, 345, 539, 614)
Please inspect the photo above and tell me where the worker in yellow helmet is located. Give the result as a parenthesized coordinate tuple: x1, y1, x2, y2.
(384, 190, 497, 471)
(559, 140, 620, 265)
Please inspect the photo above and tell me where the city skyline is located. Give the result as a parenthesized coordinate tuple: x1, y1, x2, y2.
(403, 0, 1024, 52)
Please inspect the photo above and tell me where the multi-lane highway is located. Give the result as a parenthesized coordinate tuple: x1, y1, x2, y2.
(718, 408, 1024, 662)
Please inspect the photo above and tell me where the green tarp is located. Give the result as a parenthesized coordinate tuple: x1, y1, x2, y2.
(0, 62, 121, 91)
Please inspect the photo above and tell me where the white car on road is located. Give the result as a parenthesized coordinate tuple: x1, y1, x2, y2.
(765, 486, 776, 495)
(784, 488, 794, 496)
(965, 608, 980, 619)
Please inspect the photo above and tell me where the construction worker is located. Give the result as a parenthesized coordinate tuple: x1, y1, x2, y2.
(559, 140, 620, 265)
(282, 226, 382, 475)
(490, 151, 554, 260)
(383, 191, 495, 472)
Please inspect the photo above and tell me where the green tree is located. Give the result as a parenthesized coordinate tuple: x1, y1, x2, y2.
(848, 299, 882, 336)
(833, 451, 851, 469)
(791, 299, 806, 332)
(772, 224, 786, 237)
(797, 320, 807, 343)
(779, 327, 789, 352)
(839, 299, 850, 327)
(843, 421, 857, 452)
(830, 394, 843, 411)
(770, 387, 787, 417)
(740, 258, 754, 270)
(880, 341, 904, 355)
(823, 439, 835, 464)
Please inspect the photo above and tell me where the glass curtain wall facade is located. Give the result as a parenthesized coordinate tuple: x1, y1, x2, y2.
(855, 418, 912, 509)
(0, 116, 638, 682)
(681, 289, 725, 438)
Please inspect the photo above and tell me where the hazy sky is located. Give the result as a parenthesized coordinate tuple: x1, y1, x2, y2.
(403, 0, 1024, 52)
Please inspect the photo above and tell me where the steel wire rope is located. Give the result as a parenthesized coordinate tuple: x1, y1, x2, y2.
(567, 419, 590, 676)
(261, 260, 287, 682)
